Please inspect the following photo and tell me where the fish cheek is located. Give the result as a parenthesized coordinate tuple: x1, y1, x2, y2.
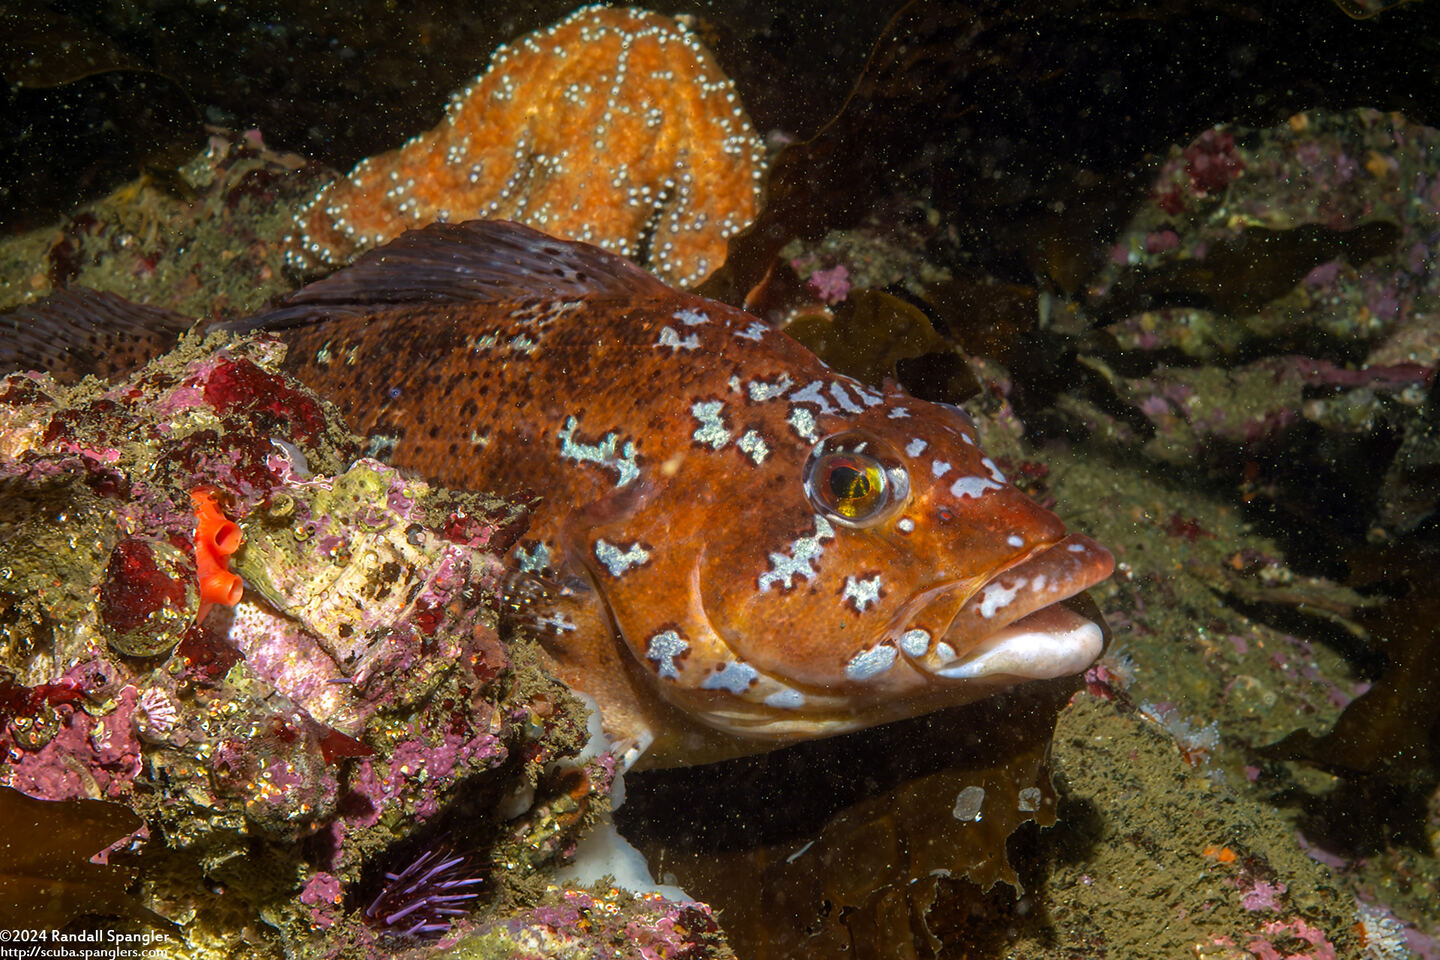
(564, 485, 714, 686)
(688, 525, 887, 688)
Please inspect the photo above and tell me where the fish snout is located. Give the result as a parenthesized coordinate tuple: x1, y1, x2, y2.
(916, 533, 1115, 682)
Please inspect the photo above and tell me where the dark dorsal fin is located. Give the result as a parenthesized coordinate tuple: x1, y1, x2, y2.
(236, 220, 674, 332)
(0, 288, 194, 385)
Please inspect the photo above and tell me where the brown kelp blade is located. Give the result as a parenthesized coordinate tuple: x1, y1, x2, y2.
(0, 786, 144, 928)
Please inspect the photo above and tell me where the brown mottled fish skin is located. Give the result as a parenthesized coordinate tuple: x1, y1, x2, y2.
(230, 221, 1117, 769)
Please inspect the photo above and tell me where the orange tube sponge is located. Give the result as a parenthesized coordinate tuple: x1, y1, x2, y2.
(191, 488, 243, 618)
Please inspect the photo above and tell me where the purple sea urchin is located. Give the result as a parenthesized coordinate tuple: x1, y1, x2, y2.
(363, 842, 484, 937)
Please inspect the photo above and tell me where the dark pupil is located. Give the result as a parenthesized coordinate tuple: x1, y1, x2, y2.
(829, 464, 870, 502)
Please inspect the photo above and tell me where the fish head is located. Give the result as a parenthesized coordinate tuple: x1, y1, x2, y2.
(577, 367, 1114, 746)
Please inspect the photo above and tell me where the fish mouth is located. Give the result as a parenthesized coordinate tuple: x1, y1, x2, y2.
(917, 533, 1115, 682)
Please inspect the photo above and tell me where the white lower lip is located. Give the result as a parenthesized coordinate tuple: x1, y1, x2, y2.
(932, 602, 1104, 681)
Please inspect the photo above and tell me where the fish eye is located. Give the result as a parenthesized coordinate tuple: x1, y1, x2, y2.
(802, 433, 909, 527)
(821, 456, 882, 517)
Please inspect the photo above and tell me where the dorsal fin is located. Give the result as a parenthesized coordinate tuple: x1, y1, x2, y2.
(0, 288, 194, 385)
(238, 220, 674, 332)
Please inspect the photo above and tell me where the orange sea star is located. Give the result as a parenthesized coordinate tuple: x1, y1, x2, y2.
(288, 5, 766, 288)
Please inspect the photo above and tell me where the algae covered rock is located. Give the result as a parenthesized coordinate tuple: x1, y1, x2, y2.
(0, 334, 659, 957)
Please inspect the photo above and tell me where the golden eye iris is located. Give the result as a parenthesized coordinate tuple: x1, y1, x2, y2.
(802, 433, 907, 527)
(821, 457, 885, 519)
